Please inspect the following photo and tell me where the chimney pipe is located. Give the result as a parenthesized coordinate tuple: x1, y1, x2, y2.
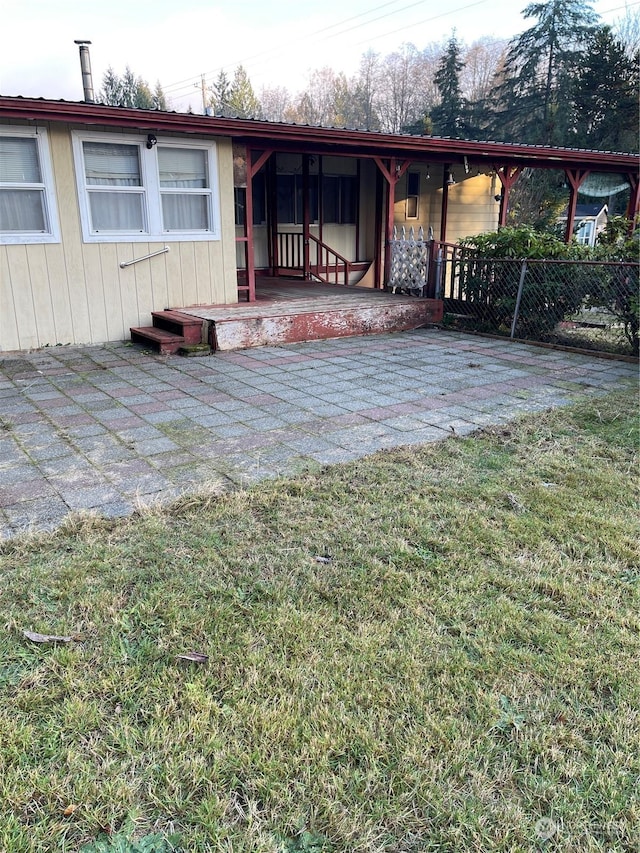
(74, 40, 94, 103)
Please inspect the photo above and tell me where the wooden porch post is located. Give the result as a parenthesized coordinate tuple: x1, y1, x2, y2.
(302, 154, 310, 279)
(374, 156, 411, 286)
(493, 165, 522, 228)
(626, 172, 639, 230)
(440, 164, 451, 243)
(374, 166, 383, 289)
(244, 146, 256, 301)
(237, 147, 272, 301)
(564, 168, 591, 243)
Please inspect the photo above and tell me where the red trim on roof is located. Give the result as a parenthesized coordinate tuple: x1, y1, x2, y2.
(1, 96, 638, 173)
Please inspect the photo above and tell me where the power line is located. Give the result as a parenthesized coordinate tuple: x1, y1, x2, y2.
(163, 0, 495, 97)
(352, 0, 495, 47)
(162, 0, 410, 93)
(162, 0, 637, 105)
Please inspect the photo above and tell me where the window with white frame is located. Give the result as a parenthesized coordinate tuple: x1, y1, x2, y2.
(73, 133, 220, 242)
(0, 127, 60, 243)
(575, 220, 594, 246)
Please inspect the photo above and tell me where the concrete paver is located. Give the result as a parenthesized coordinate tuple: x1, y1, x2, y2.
(0, 329, 637, 540)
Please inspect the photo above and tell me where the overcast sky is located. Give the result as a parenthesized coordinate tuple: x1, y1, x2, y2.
(0, 0, 636, 112)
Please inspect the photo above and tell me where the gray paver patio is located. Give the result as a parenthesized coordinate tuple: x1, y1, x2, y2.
(0, 329, 637, 540)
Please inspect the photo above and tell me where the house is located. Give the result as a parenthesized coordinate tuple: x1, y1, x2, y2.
(559, 202, 608, 246)
(1, 95, 638, 352)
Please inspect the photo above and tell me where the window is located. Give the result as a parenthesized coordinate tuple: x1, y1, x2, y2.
(575, 220, 594, 246)
(406, 172, 420, 219)
(73, 133, 220, 242)
(322, 175, 357, 225)
(0, 127, 60, 243)
(276, 174, 318, 225)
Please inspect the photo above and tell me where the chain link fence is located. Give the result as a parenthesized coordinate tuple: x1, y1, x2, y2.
(439, 251, 639, 357)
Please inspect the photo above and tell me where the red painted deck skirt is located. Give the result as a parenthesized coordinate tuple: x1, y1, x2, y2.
(175, 281, 443, 351)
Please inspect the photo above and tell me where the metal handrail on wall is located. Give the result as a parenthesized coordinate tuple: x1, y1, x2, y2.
(119, 246, 170, 269)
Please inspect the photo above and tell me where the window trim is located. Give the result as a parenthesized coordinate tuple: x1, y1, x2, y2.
(406, 171, 420, 220)
(0, 126, 60, 245)
(72, 131, 221, 243)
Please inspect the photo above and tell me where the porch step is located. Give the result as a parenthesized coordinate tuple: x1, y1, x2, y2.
(151, 310, 204, 344)
(130, 326, 186, 355)
(130, 310, 207, 354)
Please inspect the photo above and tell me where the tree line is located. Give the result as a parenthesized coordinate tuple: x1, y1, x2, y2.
(99, 0, 638, 155)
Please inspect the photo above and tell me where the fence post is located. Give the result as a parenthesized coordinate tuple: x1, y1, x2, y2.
(435, 248, 444, 300)
(510, 260, 528, 339)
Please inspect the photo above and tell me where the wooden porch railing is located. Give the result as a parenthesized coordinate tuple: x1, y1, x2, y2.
(308, 234, 351, 286)
(276, 231, 352, 286)
(277, 231, 304, 272)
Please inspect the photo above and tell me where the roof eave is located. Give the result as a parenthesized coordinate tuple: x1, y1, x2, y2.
(1, 96, 637, 172)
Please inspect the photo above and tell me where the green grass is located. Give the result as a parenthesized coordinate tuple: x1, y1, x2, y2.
(1, 387, 638, 852)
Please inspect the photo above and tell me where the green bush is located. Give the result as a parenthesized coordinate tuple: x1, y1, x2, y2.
(590, 217, 640, 354)
(459, 225, 589, 260)
(455, 223, 639, 350)
(456, 227, 590, 336)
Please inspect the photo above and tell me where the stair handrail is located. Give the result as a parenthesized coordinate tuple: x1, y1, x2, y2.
(307, 233, 352, 286)
(120, 246, 170, 269)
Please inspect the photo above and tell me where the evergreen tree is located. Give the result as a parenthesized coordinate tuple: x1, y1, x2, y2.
(98, 67, 123, 105)
(430, 34, 465, 137)
(210, 70, 231, 115)
(153, 80, 168, 111)
(572, 26, 639, 152)
(119, 66, 154, 109)
(226, 66, 260, 118)
(495, 0, 599, 145)
(98, 66, 165, 109)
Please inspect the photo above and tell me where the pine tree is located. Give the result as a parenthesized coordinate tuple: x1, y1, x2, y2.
(572, 26, 639, 152)
(495, 0, 599, 145)
(430, 34, 465, 137)
(98, 66, 165, 109)
(210, 70, 232, 115)
(98, 67, 123, 105)
(153, 81, 168, 111)
(226, 66, 260, 118)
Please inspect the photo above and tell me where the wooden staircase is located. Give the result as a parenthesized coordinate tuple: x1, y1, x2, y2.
(130, 310, 207, 355)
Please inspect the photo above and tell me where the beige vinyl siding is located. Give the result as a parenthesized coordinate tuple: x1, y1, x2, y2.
(394, 167, 498, 243)
(442, 173, 499, 243)
(0, 122, 236, 352)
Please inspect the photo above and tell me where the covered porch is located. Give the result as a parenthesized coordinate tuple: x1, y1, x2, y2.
(230, 126, 639, 304)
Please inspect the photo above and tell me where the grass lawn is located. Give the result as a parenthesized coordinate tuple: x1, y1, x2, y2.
(0, 386, 638, 853)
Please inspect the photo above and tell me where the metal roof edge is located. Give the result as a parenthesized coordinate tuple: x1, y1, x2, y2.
(1, 95, 638, 169)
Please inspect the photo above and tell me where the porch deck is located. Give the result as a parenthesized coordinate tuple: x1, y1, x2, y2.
(176, 278, 443, 351)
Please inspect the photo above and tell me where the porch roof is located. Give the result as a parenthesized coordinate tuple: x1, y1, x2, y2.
(1, 96, 638, 175)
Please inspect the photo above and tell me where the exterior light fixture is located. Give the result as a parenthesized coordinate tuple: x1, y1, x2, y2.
(446, 170, 456, 186)
(494, 194, 504, 202)
(146, 134, 157, 149)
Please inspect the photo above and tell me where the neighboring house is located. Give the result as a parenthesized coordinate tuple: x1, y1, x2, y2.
(1, 95, 638, 352)
(558, 203, 608, 246)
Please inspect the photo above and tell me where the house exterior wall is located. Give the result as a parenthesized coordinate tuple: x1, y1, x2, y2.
(394, 166, 498, 242)
(441, 173, 499, 243)
(0, 121, 237, 352)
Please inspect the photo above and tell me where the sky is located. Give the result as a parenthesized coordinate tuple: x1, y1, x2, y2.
(0, 0, 636, 112)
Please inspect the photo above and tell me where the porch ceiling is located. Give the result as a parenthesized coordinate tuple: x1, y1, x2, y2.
(1, 96, 638, 175)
